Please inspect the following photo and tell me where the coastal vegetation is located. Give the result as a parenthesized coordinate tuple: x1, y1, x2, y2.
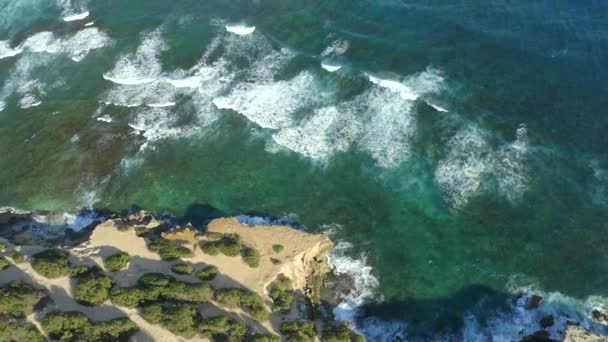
(31, 248, 70, 278)
(272, 244, 284, 253)
(199, 315, 248, 340)
(171, 262, 194, 274)
(148, 239, 194, 260)
(322, 324, 366, 342)
(41, 311, 138, 341)
(214, 288, 270, 321)
(200, 233, 242, 256)
(110, 273, 213, 307)
(8, 251, 24, 263)
(269, 276, 295, 312)
(280, 321, 317, 341)
(73, 271, 114, 306)
(242, 246, 261, 268)
(0, 281, 43, 317)
(0, 320, 44, 342)
(195, 265, 218, 281)
(0, 256, 9, 270)
(104, 252, 130, 272)
(141, 303, 200, 338)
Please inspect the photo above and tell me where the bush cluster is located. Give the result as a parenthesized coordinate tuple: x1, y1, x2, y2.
(269, 276, 294, 312)
(104, 252, 130, 272)
(0, 320, 44, 342)
(8, 251, 25, 263)
(73, 272, 114, 306)
(141, 303, 200, 338)
(199, 315, 247, 341)
(281, 321, 316, 342)
(321, 324, 362, 342)
(251, 334, 282, 342)
(195, 265, 218, 281)
(0, 256, 9, 271)
(171, 263, 193, 275)
(148, 240, 194, 260)
(272, 244, 284, 253)
(242, 247, 261, 268)
(214, 288, 269, 321)
(200, 234, 241, 257)
(41, 311, 138, 341)
(31, 248, 70, 278)
(69, 265, 97, 278)
(110, 273, 212, 308)
(0, 281, 43, 318)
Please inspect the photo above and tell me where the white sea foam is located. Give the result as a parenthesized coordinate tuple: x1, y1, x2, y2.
(0, 41, 23, 59)
(84, 21, 94, 27)
(63, 11, 89, 22)
(435, 125, 530, 208)
(321, 62, 342, 72)
(18, 94, 42, 108)
(463, 286, 608, 341)
(103, 29, 166, 86)
(236, 213, 300, 227)
(96, 115, 112, 123)
(165, 76, 202, 89)
(272, 105, 361, 159)
(213, 71, 322, 129)
(225, 24, 256, 35)
(359, 86, 417, 168)
(321, 39, 350, 57)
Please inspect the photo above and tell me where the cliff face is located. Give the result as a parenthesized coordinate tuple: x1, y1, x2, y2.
(562, 326, 607, 342)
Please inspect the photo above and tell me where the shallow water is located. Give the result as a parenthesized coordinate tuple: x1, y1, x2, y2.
(1, 0, 608, 339)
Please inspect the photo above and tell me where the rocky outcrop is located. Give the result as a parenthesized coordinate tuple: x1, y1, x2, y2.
(562, 325, 607, 342)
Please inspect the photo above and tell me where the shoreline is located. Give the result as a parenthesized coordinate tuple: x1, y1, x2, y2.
(1, 207, 608, 341)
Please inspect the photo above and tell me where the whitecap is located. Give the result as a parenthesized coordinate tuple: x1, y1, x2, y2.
(0, 41, 23, 59)
(63, 11, 89, 22)
(272, 105, 361, 160)
(165, 76, 202, 89)
(321, 62, 342, 72)
(147, 102, 176, 108)
(84, 21, 94, 27)
(96, 115, 112, 123)
(225, 24, 256, 35)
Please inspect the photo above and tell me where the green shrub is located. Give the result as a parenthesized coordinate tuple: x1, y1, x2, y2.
(251, 334, 282, 342)
(31, 249, 70, 278)
(200, 235, 241, 257)
(204, 232, 224, 240)
(141, 303, 200, 338)
(0, 281, 43, 318)
(104, 252, 130, 272)
(171, 263, 194, 275)
(269, 277, 294, 312)
(163, 281, 213, 303)
(199, 315, 248, 340)
(148, 240, 193, 260)
(8, 251, 24, 264)
(242, 247, 260, 268)
(134, 226, 150, 237)
(138, 273, 175, 287)
(41, 311, 137, 341)
(0, 257, 9, 271)
(272, 244, 284, 253)
(354, 335, 367, 342)
(281, 321, 316, 341)
(110, 287, 144, 308)
(214, 288, 269, 321)
(321, 324, 352, 342)
(0, 320, 44, 342)
(69, 265, 95, 278)
(195, 265, 218, 281)
(73, 273, 114, 306)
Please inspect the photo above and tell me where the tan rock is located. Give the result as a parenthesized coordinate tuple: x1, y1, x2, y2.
(563, 325, 608, 342)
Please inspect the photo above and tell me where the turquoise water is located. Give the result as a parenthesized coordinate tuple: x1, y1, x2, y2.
(1, 0, 608, 339)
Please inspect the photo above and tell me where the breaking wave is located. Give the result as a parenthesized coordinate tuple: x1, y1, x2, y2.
(435, 124, 530, 208)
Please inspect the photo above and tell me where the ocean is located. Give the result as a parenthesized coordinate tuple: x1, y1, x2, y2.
(1, 0, 608, 340)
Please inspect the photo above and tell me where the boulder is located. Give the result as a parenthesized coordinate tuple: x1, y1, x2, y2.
(563, 325, 607, 342)
(540, 315, 555, 328)
(526, 294, 544, 310)
(592, 309, 608, 325)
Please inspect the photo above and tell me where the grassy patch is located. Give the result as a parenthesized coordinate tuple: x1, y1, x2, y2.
(141, 303, 200, 338)
(42, 311, 138, 341)
(148, 239, 194, 260)
(0, 281, 44, 318)
(31, 249, 70, 278)
(171, 263, 194, 275)
(214, 288, 269, 321)
(272, 244, 284, 253)
(73, 272, 114, 306)
(195, 265, 218, 281)
(200, 234, 241, 257)
(199, 315, 248, 340)
(104, 252, 130, 272)
(269, 276, 294, 313)
(0, 320, 44, 342)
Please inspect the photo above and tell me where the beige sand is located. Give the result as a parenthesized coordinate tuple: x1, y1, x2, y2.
(0, 215, 333, 341)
